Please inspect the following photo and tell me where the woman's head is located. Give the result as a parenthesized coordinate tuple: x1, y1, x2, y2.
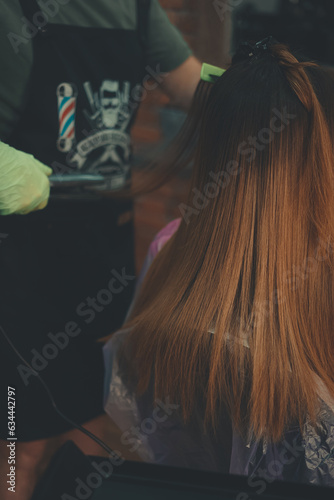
(122, 41, 334, 442)
(190, 41, 334, 219)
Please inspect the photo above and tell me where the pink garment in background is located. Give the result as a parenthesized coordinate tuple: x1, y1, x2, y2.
(137, 218, 181, 289)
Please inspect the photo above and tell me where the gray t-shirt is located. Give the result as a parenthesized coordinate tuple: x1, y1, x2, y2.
(0, 0, 191, 141)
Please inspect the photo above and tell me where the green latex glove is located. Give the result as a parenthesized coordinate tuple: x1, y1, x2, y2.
(0, 142, 52, 215)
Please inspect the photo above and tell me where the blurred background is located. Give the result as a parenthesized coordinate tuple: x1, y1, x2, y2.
(133, 0, 334, 271)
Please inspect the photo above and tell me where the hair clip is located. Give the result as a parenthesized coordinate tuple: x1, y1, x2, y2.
(253, 36, 278, 54)
(201, 63, 226, 83)
(233, 36, 278, 64)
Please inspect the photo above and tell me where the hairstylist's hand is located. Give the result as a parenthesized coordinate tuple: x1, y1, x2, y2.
(0, 142, 52, 215)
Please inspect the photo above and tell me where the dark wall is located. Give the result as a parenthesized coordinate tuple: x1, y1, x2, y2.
(233, 0, 334, 64)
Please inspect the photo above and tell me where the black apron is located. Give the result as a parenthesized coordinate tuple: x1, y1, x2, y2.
(0, 0, 150, 441)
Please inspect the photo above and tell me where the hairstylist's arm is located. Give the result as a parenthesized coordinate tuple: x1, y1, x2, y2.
(161, 55, 202, 111)
(0, 142, 52, 215)
(146, 1, 201, 111)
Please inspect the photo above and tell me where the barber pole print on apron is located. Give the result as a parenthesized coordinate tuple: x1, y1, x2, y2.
(56, 82, 77, 153)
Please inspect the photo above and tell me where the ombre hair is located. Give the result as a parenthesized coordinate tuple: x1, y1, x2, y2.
(120, 43, 334, 442)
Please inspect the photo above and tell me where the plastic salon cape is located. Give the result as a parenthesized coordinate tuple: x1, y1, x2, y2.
(104, 219, 334, 486)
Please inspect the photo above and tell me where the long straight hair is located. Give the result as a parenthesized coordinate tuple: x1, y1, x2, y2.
(120, 44, 334, 442)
